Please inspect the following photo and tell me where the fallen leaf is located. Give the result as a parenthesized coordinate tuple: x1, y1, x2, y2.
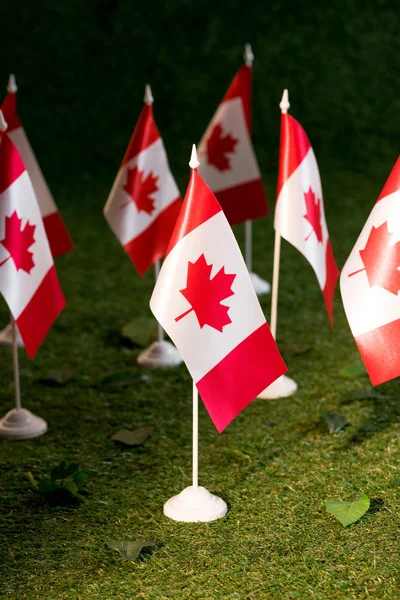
(108, 540, 155, 561)
(120, 317, 158, 348)
(340, 361, 367, 379)
(37, 370, 75, 386)
(342, 388, 387, 402)
(98, 371, 146, 391)
(324, 413, 350, 434)
(111, 427, 152, 446)
(326, 493, 370, 527)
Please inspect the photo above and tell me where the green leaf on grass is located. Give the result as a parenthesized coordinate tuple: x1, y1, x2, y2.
(98, 371, 146, 391)
(111, 427, 152, 446)
(51, 461, 80, 481)
(324, 413, 349, 434)
(120, 317, 158, 347)
(340, 361, 367, 379)
(25, 471, 38, 489)
(343, 388, 387, 401)
(108, 540, 155, 561)
(326, 493, 370, 526)
(37, 370, 75, 386)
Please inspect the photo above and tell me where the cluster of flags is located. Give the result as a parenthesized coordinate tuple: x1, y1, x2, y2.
(1, 52, 399, 436)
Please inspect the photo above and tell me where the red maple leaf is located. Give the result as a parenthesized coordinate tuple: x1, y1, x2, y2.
(348, 222, 400, 295)
(175, 254, 236, 332)
(0, 211, 36, 273)
(303, 187, 323, 243)
(206, 123, 238, 172)
(122, 166, 159, 215)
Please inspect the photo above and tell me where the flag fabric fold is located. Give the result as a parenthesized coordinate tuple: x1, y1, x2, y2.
(104, 101, 181, 276)
(274, 111, 339, 324)
(150, 167, 286, 432)
(0, 126, 66, 358)
(197, 64, 268, 225)
(1, 83, 73, 258)
(340, 157, 400, 385)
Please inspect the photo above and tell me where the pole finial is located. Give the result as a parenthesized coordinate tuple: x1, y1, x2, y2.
(189, 144, 200, 169)
(244, 43, 254, 66)
(280, 89, 290, 114)
(144, 84, 154, 106)
(0, 111, 8, 132)
(7, 74, 17, 94)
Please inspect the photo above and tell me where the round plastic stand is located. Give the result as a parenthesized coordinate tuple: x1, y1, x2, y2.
(250, 272, 271, 296)
(0, 322, 24, 347)
(0, 408, 47, 440)
(137, 340, 183, 368)
(164, 485, 227, 523)
(257, 374, 298, 399)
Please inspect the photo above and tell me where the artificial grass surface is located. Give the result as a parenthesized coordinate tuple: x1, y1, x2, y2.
(1, 167, 400, 599)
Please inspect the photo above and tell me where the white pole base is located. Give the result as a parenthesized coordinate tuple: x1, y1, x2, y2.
(0, 322, 23, 347)
(164, 485, 227, 522)
(257, 374, 298, 399)
(0, 408, 47, 440)
(250, 272, 271, 296)
(137, 340, 183, 369)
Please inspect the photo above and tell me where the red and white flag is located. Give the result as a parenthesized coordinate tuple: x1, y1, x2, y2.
(274, 93, 339, 324)
(0, 113, 66, 358)
(104, 86, 181, 276)
(197, 47, 268, 226)
(150, 148, 286, 432)
(1, 75, 73, 258)
(341, 157, 400, 385)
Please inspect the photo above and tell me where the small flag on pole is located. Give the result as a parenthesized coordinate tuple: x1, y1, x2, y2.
(150, 146, 286, 433)
(341, 157, 400, 385)
(0, 112, 66, 358)
(274, 90, 339, 325)
(197, 50, 268, 226)
(104, 85, 181, 276)
(1, 74, 73, 258)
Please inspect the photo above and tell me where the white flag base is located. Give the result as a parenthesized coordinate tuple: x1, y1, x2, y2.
(0, 322, 24, 347)
(0, 408, 47, 440)
(164, 485, 227, 522)
(250, 272, 271, 296)
(257, 374, 298, 399)
(137, 340, 183, 369)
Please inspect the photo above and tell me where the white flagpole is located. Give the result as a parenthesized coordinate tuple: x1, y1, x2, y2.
(244, 44, 254, 277)
(11, 316, 21, 411)
(192, 382, 198, 488)
(256, 89, 297, 400)
(154, 259, 164, 343)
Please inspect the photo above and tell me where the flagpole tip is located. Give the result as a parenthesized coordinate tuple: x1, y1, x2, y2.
(0, 111, 8, 132)
(244, 43, 254, 66)
(279, 89, 290, 114)
(189, 144, 200, 169)
(144, 84, 154, 105)
(7, 74, 17, 94)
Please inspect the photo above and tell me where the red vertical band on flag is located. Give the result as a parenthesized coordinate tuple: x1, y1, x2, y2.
(276, 113, 311, 199)
(196, 322, 287, 433)
(124, 197, 181, 275)
(0, 134, 25, 195)
(42, 212, 74, 258)
(1, 93, 21, 132)
(215, 178, 267, 225)
(122, 105, 160, 166)
(376, 156, 400, 203)
(223, 65, 252, 134)
(165, 170, 222, 258)
(322, 239, 339, 327)
(355, 318, 400, 386)
(16, 266, 66, 359)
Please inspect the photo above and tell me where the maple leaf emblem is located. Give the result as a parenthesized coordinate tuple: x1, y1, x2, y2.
(303, 187, 323, 243)
(0, 211, 36, 273)
(348, 222, 400, 295)
(175, 254, 236, 332)
(206, 123, 238, 172)
(121, 166, 159, 215)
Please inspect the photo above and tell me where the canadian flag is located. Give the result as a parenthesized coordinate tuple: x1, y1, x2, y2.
(197, 51, 268, 225)
(104, 86, 181, 276)
(274, 97, 339, 324)
(150, 149, 286, 432)
(1, 75, 73, 258)
(341, 157, 400, 385)
(0, 114, 66, 358)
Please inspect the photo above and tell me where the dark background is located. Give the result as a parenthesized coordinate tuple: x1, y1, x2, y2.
(1, 0, 399, 196)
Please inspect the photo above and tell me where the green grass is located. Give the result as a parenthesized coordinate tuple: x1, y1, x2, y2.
(1, 167, 400, 599)
(1, 2, 400, 597)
